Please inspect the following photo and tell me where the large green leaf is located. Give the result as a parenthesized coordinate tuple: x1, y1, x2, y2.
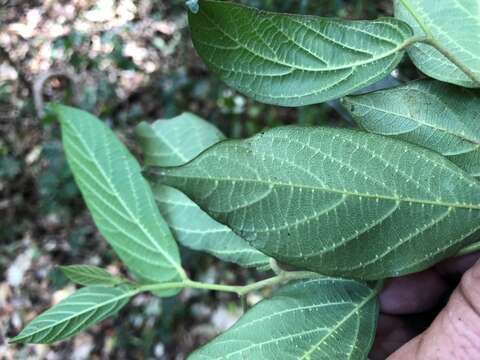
(135, 112, 225, 167)
(10, 285, 133, 344)
(60, 265, 127, 286)
(150, 126, 480, 280)
(189, 0, 414, 107)
(189, 278, 379, 359)
(343, 80, 480, 178)
(395, 0, 480, 87)
(51, 105, 185, 290)
(136, 113, 270, 268)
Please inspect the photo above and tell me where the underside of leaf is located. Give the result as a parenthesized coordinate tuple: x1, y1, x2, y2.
(10, 286, 133, 344)
(189, 278, 379, 359)
(51, 104, 185, 292)
(189, 0, 413, 106)
(343, 80, 480, 178)
(395, 0, 480, 87)
(152, 126, 480, 280)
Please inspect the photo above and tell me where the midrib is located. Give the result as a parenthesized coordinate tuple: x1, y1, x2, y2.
(161, 172, 480, 210)
(198, 7, 413, 73)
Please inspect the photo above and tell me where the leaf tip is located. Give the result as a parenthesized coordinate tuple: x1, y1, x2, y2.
(8, 334, 24, 344)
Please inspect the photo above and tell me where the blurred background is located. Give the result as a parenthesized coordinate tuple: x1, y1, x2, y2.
(0, 1, 420, 359)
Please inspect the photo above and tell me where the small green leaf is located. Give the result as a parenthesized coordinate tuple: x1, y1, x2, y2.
(60, 265, 127, 286)
(189, 0, 414, 106)
(189, 278, 379, 359)
(343, 80, 480, 178)
(154, 184, 270, 268)
(151, 126, 480, 280)
(10, 285, 134, 344)
(136, 113, 270, 268)
(135, 112, 225, 167)
(50, 104, 185, 293)
(395, 0, 480, 87)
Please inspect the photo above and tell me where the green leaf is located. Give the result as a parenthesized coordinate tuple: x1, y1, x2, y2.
(343, 80, 480, 178)
(150, 126, 480, 280)
(136, 113, 270, 268)
(10, 285, 134, 344)
(189, 278, 379, 359)
(395, 0, 480, 87)
(189, 0, 414, 107)
(60, 265, 127, 286)
(50, 104, 185, 291)
(135, 112, 225, 167)
(154, 184, 270, 268)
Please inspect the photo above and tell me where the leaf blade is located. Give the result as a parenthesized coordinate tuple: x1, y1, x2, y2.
(52, 105, 185, 288)
(189, 278, 379, 359)
(136, 113, 270, 268)
(10, 285, 134, 344)
(154, 184, 270, 268)
(152, 126, 480, 279)
(189, 0, 414, 106)
(343, 80, 480, 178)
(60, 265, 126, 286)
(135, 112, 225, 167)
(395, 0, 480, 87)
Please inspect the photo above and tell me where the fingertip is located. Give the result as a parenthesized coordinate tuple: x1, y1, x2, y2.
(388, 259, 480, 359)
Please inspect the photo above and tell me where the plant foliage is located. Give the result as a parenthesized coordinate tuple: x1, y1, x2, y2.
(52, 104, 186, 294)
(394, 0, 480, 87)
(13, 0, 480, 359)
(189, 0, 414, 106)
(343, 80, 480, 178)
(136, 112, 270, 268)
(11, 285, 134, 344)
(152, 126, 480, 279)
(189, 278, 379, 359)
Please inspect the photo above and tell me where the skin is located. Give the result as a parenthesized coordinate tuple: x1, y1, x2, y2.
(370, 252, 480, 359)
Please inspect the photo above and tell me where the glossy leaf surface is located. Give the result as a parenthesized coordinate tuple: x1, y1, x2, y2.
(189, 278, 379, 359)
(152, 126, 480, 279)
(189, 0, 413, 106)
(343, 80, 480, 178)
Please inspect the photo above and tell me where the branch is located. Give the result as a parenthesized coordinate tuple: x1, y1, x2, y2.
(136, 270, 322, 297)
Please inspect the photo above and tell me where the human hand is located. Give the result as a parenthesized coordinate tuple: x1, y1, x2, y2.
(370, 253, 480, 359)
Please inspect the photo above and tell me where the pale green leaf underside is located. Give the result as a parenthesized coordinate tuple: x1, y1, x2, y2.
(153, 126, 480, 280)
(189, 278, 378, 360)
(395, 0, 480, 87)
(11, 285, 133, 344)
(52, 105, 184, 288)
(343, 80, 480, 178)
(189, 0, 413, 107)
(136, 113, 270, 268)
(135, 112, 225, 167)
(60, 265, 126, 286)
(154, 184, 270, 268)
